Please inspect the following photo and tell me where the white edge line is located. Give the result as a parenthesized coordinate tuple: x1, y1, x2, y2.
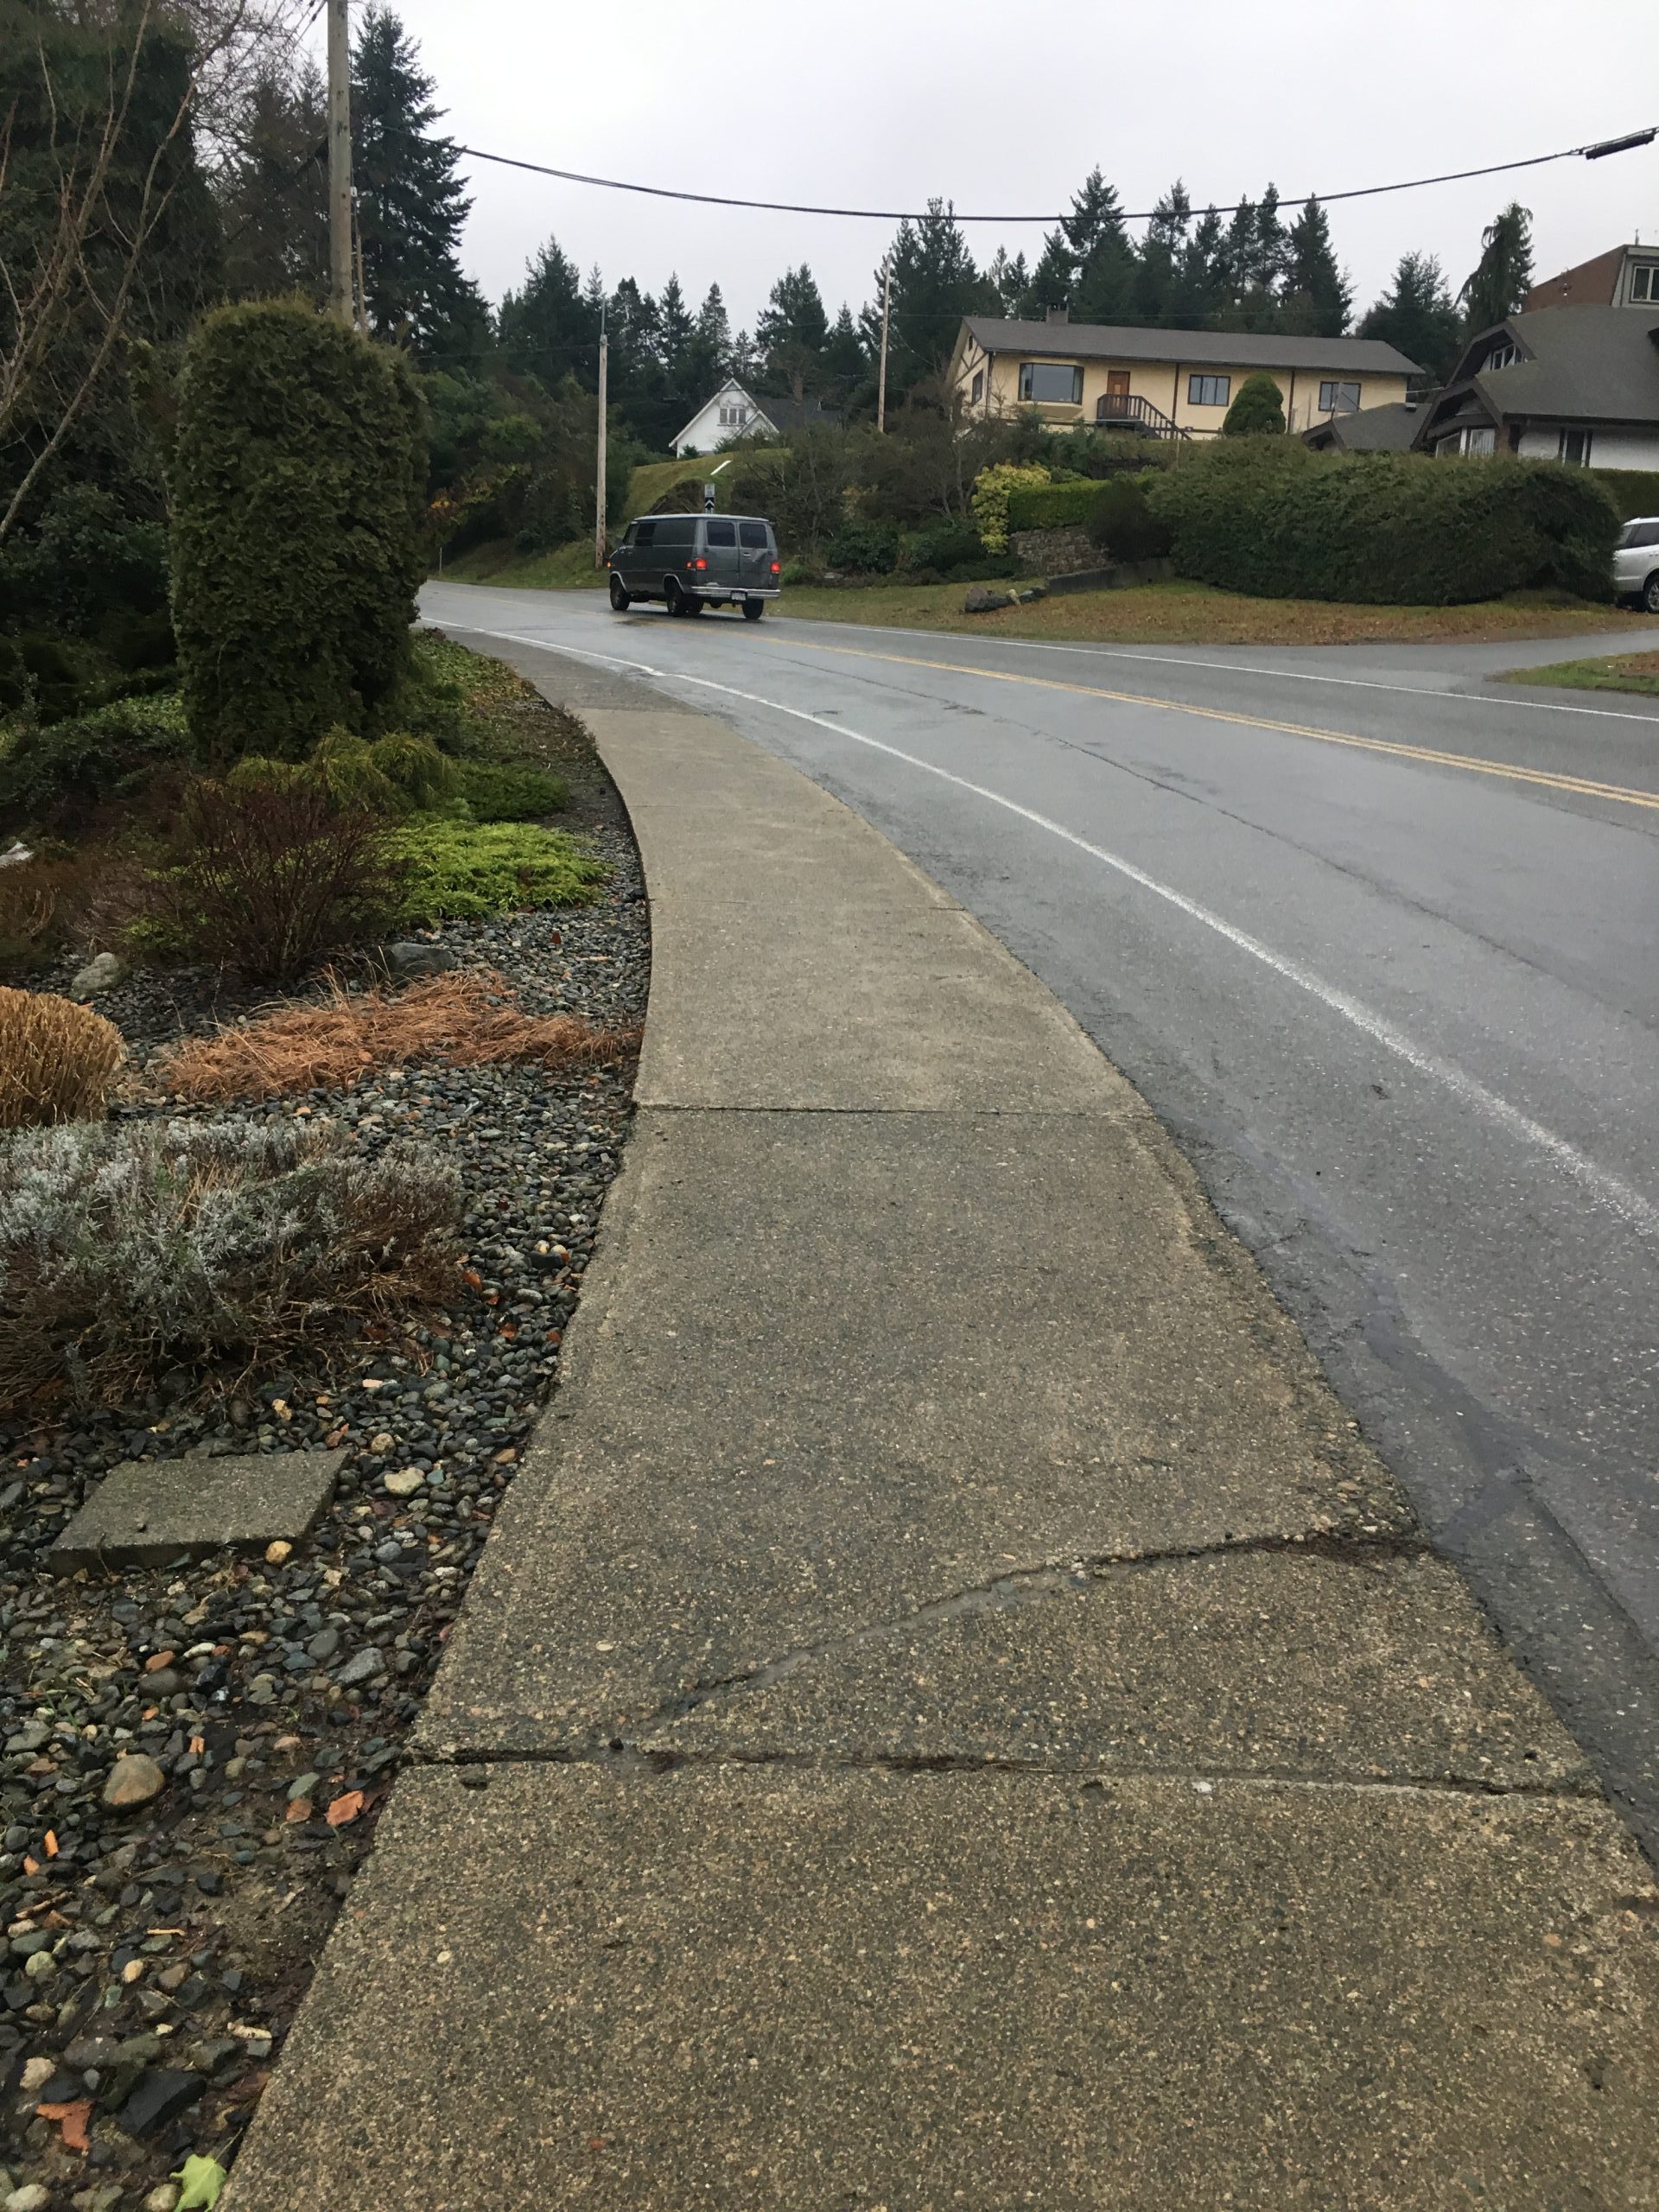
(465, 621, 1658, 1243)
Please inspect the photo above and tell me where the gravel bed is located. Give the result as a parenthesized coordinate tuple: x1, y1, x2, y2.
(0, 705, 647, 2207)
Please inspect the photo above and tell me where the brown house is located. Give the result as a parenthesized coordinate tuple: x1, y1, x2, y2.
(1524, 242, 1659, 313)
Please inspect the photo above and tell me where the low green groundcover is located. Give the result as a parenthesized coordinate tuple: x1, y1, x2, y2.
(389, 819, 607, 923)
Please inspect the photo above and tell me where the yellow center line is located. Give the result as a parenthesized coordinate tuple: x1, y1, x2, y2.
(764, 632, 1659, 814)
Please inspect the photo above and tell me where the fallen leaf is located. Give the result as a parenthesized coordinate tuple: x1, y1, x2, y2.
(189, 1736, 206, 1757)
(173, 2151, 229, 2208)
(284, 1797, 313, 1823)
(325, 1789, 365, 1827)
(39, 2095, 93, 2152)
(22, 1855, 38, 1875)
(43, 1830, 58, 1858)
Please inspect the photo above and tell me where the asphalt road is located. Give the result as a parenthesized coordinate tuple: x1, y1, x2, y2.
(423, 578, 1659, 1854)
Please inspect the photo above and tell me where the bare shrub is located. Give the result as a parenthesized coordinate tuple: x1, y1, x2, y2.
(0, 1118, 461, 1414)
(155, 967, 639, 1101)
(150, 774, 402, 983)
(0, 988, 123, 1128)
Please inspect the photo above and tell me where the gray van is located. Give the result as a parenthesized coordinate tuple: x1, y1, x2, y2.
(608, 512, 780, 620)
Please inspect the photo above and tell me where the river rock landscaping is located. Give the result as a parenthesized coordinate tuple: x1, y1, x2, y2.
(0, 649, 647, 2209)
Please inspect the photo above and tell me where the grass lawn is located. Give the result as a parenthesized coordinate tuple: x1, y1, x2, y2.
(1491, 647, 1659, 697)
(773, 577, 1649, 649)
(441, 536, 607, 589)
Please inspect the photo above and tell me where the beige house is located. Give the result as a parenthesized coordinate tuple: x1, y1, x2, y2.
(948, 312, 1420, 440)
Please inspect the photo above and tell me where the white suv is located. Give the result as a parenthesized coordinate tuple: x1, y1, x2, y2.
(1612, 517, 1659, 613)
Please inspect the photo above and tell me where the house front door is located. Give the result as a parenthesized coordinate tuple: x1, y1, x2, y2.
(1103, 369, 1132, 423)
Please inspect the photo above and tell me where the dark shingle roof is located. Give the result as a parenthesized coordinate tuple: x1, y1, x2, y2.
(959, 316, 1421, 377)
(1304, 402, 1422, 452)
(1469, 306, 1659, 423)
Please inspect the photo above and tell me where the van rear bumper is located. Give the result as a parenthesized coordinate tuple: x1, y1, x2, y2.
(690, 584, 781, 602)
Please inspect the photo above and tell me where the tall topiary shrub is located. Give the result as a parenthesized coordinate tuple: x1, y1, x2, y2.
(170, 302, 428, 761)
(1087, 476, 1173, 562)
(1221, 373, 1287, 437)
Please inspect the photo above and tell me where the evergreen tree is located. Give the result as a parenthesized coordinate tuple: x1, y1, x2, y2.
(351, 6, 486, 358)
(656, 273, 698, 431)
(1178, 207, 1228, 327)
(677, 283, 731, 400)
(756, 264, 830, 397)
(1024, 231, 1075, 315)
(864, 202, 988, 397)
(985, 245, 1030, 315)
(1459, 202, 1534, 333)
(1061, 167, 1136, 322)
(498, 236, 600, 389)
(822, 302, 868, 392)
(1279, 198, 1351, 336)
(221, 61, 328, 303)
(1134, 180, 1192, 325)
(1358, 251, 1462, 381)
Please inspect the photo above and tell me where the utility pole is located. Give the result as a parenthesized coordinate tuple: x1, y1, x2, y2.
(876, 257, 893, 435)
(327, 0, 353, 326)
(594, 317, 608, 570)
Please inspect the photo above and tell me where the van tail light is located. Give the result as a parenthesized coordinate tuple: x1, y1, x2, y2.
(770, 561, 780, 574)
(694, 557, 707, 569)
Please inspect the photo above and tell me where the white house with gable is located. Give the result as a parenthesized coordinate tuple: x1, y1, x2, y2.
(671, 379, 772, 459)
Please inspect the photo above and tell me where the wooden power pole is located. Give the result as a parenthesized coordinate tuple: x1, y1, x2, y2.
(327, 0, 353, 326)
(594, 323, 609, 569)
(876, 257, 893, 434)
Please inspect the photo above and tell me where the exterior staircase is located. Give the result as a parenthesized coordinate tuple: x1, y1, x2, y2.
(1093, 392, 1190, 439)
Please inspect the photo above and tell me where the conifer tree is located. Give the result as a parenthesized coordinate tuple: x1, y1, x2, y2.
(352, 6, 486, 357)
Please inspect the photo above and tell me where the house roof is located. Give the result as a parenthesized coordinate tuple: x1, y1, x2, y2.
(753, 392, 837, 435)
(1466, 306, 1659, 423)
(957, 315, 1421, 378)
(1303, 402, 1422, 453)
(670, 378, 769, 451)
(671, 382, 841, 450)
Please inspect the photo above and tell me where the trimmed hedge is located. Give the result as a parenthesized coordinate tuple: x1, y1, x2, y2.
(1006, 479, 1104, 533)
(1148, 441, 1618, 605)
(171, 301, 428, 762)
(1592, 469, 1659, 523)
(1086, 477, 1173, 562)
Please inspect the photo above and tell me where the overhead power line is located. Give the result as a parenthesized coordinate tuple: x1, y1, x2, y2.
(454, 127, 1656, 226)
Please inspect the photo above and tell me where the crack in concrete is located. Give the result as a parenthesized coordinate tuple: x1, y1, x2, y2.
(420, 1738, 1595, 1802)
(641, 1527, 1430, 1732)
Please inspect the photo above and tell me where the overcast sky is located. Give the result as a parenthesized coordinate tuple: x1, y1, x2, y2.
(315, 0, 1659, 334)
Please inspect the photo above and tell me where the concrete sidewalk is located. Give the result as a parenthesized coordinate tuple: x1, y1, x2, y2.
(229, 652, 1659, 2209)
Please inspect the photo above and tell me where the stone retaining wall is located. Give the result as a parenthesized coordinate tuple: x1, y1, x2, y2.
(1010, 524, 1096, 575)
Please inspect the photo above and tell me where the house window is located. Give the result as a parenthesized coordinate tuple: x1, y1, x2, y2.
(1630, 264, 1657, 302)
(1559, 426, 1593, 467)
(971, 370, 984, 403)
(1018, 361, 1084, 404)
(1319, 380, 1361, 413)
(717, 403, 750, 429)
(1484, 341, 1517, 371)
(1188, 373, 1231, 407)
(1465, 426, 1497, 455)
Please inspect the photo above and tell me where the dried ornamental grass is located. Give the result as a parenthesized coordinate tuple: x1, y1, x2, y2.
(0, 988, 123, 1128)
(0, 1119, 462, 1414)
(155, 969, 639, 1102)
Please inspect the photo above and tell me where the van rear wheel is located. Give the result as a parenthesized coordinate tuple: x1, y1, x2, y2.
(664, 577, 686, 617)
(608, 574, 630, 611)
(742, 598, 766, 622)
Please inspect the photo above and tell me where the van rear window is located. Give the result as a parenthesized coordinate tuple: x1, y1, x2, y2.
(705, 519, 736, 545)
(739, 522, 769, 549)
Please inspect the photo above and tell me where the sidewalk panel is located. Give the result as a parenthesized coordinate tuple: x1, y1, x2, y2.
(227, 1762, 1659, 2212)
